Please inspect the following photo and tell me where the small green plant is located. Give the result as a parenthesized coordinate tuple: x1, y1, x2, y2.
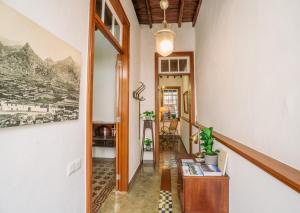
(144, 138, 152, 151)
(144, 138, 152, 146)
(141, 110, 155, 120)
(199, 127, 218, 156)
(171, 114, 177, 119)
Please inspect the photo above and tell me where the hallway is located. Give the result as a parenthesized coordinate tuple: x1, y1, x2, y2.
(1, 1, 300, 213)
(99, 136, 187, 213)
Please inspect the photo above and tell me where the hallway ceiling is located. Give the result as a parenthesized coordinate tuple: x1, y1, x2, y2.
(131, 0, 202, 28)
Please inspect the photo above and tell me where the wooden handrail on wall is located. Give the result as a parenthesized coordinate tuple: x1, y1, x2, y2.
(181, 118, 300, 193)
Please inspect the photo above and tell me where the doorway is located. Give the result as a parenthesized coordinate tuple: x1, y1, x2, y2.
(86, 0, 130, 213)
(155, 52, 195, 163)
(91, 31, 118, 213)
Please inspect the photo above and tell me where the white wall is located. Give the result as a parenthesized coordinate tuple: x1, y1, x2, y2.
(180, 119, 190, 152)
(195, 0, 300, 212)
(0, 0, 89, 213)
(120, 0, 141, 181)
(93, 147, 115, 159)
(93, 32, 118, 123)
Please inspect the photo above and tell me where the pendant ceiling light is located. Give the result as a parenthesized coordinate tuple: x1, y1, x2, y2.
(155, 0, 175, 57)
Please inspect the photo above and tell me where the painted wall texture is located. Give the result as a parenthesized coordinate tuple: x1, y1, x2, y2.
(0, 0, 89, 212)
(0, 0, 142, 212)
(194, 0, 300, 212)
(93, 32, 118, 123)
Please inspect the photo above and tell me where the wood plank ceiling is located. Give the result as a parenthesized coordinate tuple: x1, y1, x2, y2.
(131, 0, 202, 28)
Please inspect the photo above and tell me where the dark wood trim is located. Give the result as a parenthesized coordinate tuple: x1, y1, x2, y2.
(161, 168, 171, 191)
(189, 52, 195, 124)
(159, 73, 190, 76)
(155, 51, 195, 163)
(180, 116, 189, 123)
(119, 23, 130, 192)
(178, 0, 185, 27)
(86, 1, 130, 212)
(86, 1, 96, 212)
(192, 0, 202, 27)
(128, 162, 142, 191)
(192, 122, 300, 193)
(132, 0, 201, 25)
(154, 53, 159, 164)
(145, 0, 153, 28)
(95, 15, 123, 54)
(109, 0, 130, 25)
(115, 54, 122, 190)
(188, 52, 195, 149)
(160, 86, 181, 119)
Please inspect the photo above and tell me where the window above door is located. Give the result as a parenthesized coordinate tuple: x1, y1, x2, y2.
(96, 0, 123, 44)
(159, 56, 190, 74)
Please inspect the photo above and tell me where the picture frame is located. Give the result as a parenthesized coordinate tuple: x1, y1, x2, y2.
(0, 2, 82, 129)
(183, 91, 189, 114)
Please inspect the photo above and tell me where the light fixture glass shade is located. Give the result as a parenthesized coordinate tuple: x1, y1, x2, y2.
(155, 28, 175, 57)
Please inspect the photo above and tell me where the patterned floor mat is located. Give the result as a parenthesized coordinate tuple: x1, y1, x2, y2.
(92, 159, 115, 213)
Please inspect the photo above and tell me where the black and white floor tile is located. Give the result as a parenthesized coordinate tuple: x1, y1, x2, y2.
(158, 190, 173, 213)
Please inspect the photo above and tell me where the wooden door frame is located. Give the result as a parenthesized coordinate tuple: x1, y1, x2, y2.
(86, 0, 130, 212)
(154, 51, 195, 162)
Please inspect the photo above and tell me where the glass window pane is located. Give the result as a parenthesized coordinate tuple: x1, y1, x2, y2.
(96, 0, 103, 18)
(104, 4, 113, 32)
(170, 59, 178, 72)
(179, 59, 187, 72)
(162, 88, 180, 119)
(114, 19, 121, 43)
(161, 60, 169, 72)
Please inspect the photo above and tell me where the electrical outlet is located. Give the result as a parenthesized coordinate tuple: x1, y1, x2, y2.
(67, 158, 81, 176)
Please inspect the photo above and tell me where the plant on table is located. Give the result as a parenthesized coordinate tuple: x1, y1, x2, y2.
(144, 138, 152, 151)
(199, 127, 219, 165)
(141, 110, 155, 120)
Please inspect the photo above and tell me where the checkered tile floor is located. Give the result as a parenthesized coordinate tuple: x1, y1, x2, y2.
(158, 190, 173, 213)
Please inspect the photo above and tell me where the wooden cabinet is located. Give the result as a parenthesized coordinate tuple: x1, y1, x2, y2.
(177, 159, 229, 213)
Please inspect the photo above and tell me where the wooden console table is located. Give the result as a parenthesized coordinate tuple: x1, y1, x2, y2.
(177, 157, 229, 213)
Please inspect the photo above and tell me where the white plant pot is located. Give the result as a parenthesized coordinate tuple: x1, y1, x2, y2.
(145, 145, 152, 151)
(205, 154, 218, 165)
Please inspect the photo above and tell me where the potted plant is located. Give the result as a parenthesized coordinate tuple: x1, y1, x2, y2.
(171, 114, 177, 119)
(199, 127, 219, 165)
(141, 110, 155, 120)
(144, 138, 152, 151)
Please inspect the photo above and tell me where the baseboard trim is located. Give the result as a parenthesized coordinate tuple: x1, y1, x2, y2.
(128, 162, 142, 191)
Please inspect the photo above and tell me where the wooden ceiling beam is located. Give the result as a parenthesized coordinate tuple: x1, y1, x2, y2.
(145, 0, 153, 28)
(192, 0, 202, 27)
(178, 0, 185, 27)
